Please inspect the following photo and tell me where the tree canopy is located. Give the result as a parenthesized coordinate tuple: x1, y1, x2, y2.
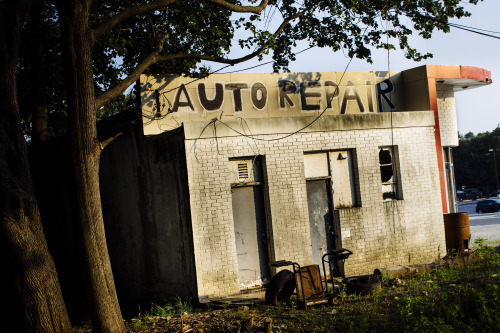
(18, 0, 483, 141)
(454, 126, 500, 193)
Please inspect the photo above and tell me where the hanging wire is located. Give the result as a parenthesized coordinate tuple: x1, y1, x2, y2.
(427, 15, 500, 39)
(447, 22, 500, 39)
(447, 22, 500, 36)
(160, 64, 233, 96)
(384, 12, 397, 235)
(238, 117, 261, 157)
(187, 118, 218, 162)
(143, 45, 317, 123)
(186, 25, 371, 163)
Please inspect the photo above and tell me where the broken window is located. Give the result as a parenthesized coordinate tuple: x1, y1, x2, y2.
(379, 146, 402, 201)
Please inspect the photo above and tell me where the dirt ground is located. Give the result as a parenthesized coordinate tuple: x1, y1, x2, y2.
(74, 305, 279, 333)
(73, 247, 499, 333)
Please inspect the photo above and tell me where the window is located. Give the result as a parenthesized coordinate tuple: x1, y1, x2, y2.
(379, 146, 402, 200)
(303, 150, 360, 208)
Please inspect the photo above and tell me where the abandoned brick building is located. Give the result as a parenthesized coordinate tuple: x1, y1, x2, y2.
(92, 64, 492, 303)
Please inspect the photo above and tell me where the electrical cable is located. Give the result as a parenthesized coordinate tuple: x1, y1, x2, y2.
(152, 12, 500, 120)
(447, 22, 500, 35)
(385, 16, 397, 235)
(425, 15, 500, 39)
(447, 22, 500, 39)
(160, 64, 232, 96)
(147, 45, 316, 119)
(189, 27, 369, 146)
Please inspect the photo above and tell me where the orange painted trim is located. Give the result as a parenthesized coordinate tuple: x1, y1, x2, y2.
(426, 76, 448, 213)
(426, 64, 492, 82)
(425, 65, 492, 213)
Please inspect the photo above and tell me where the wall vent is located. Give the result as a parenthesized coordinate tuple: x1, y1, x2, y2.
(237, 163, 249, 180)
(230, 157, 262, 184)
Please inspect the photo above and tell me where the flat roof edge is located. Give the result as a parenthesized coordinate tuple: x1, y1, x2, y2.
(183, 111, 435, 140)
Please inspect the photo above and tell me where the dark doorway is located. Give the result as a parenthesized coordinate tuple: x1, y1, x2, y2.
(306, 179, 343, 275)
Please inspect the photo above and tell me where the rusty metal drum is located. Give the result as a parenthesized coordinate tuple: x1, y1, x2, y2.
(443, 213, 471, 253)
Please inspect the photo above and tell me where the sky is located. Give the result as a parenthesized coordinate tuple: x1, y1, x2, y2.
(220, 0, 500, 135)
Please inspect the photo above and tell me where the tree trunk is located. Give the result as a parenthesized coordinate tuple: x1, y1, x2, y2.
(56, 1, 126, 332)
(0, 1, 72, 332)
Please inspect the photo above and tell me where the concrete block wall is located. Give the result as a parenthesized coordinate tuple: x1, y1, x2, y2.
(184, 112, 446, 298)
(436, 84, 459, 147)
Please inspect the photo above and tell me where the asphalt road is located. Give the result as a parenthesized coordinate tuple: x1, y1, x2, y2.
(457, 200, 500, 245)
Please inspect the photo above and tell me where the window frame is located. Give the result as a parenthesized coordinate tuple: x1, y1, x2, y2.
(379, 146, 403, 201)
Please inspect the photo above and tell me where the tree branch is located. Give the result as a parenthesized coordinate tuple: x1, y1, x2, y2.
(99, 132, 122, 150)
(94, 0, 178, 38)
(204, 0, 269, 14)
(94, 0, 269, 39)
(95, 50, 159, 109)
(95, 11, 301, 109)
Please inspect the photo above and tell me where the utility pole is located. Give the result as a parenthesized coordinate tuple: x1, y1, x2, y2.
(489, 148, 499, 191)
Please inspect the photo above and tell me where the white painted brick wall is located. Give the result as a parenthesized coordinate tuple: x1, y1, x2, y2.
(436, 84, 459, 147)
(185, 119, 445, 298)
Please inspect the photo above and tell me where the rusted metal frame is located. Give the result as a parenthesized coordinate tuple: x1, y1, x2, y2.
(230, 181, 262, 188)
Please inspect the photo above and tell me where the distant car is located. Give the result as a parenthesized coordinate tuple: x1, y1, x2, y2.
(475, 199, 500, 214)
(464, 188, 482, 200)
(489, 190, 500, 198)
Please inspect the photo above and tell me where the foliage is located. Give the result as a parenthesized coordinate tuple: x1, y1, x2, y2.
(241, 0, 483, 72)
(131, 297, 194, 331)
(235, 307, 252, 320)
(454, 126, 500, 193)
(260, 246, 500, 332)
(393, 241, 500, 332)
(394, 283, 500, 332)
(18, 0, 485, 141)
(74, 248, 500, 332)
(17, 1, 66, 139)
(18, 0, 235, 140)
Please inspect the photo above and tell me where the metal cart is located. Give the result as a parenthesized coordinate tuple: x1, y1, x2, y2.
(265, 248, 353, 308)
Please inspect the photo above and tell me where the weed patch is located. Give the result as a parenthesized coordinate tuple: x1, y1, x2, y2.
(76, 242, 500, 332)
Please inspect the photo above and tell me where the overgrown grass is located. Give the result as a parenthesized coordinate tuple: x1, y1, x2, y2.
(390, 239, 500, 332)
(130, 297, 193, 331)
(264, 239, 500, 332)
(121, 240, 499, 332)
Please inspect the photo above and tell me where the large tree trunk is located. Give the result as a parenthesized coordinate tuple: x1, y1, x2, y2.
(0, 0, 72, 332)
(56, 1, 126, 332)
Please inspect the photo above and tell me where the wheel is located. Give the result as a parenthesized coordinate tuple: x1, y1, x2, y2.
(343, 275, 381, 295)
(265, 269, 296, 306)
(478, 209, 483, 214)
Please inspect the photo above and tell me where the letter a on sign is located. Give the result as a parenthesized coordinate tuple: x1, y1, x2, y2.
(340, 81, 365, 114)
(172, 84, 194, 113)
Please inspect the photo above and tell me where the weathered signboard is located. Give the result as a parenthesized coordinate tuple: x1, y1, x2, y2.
(140, 72, 402, 135)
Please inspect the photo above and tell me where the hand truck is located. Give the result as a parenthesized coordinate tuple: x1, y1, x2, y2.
(265, 248, 353, 308)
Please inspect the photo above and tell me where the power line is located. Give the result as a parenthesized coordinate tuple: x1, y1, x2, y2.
(219, 46, 315, 74)
(215, 54, 353, 142)
(448, 22, 500, 35)
(148, 45, 317, 119)
(160, 64, 232, 96)
(448, 22, 500, 39)
(190, 27, 370, 145)
(427, 15, 500, 39)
